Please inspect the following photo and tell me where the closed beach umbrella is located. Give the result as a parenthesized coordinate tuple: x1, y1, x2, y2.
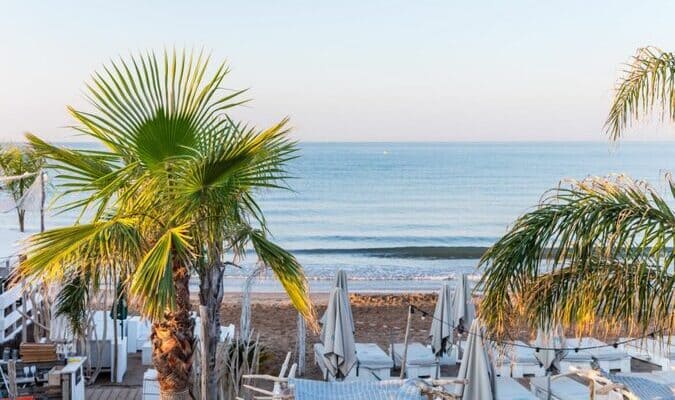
(321, 287, 357, 379)
(533, 324, 566, 372)
(320, 269, 354, 333)
(430, 283, 454, 357)
(454, 318, 496, 400)
(534, 324, 567, 400)
(452, 274, 475, 334)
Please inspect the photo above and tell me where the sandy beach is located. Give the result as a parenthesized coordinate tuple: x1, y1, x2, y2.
(219, 292, 442, 378)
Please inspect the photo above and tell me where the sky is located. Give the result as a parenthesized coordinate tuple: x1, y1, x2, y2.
(2, 1, 675, 142)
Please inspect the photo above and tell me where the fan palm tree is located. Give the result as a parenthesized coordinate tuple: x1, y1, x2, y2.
(479, 47, 675, 338)
(0, 145, 44, 232)
(15, 49, 315, 400)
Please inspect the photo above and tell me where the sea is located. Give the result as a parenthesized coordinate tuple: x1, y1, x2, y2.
(2, 141, 674, 292)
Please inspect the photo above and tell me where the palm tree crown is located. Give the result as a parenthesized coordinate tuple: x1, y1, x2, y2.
(15, 50, 315, 398)
(480, 47, 675, 338)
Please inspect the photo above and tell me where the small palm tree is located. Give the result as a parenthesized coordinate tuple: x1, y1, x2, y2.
(0, 145, 44, 232)
(479, 47, 675, 338)
(16, 49, 315, 399)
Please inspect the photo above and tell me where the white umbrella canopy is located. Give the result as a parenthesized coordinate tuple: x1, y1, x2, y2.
(452, 274, 475, 334)
(454, 318, 497, 400)
(320, 269, 354, 333)
(321, 287, 358, 379)
(430, 283, 454, 357)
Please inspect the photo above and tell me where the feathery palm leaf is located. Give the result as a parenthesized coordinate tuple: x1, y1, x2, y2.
(19, 49, 314, 328)
(479, 175, 675, 336)
(605, 47, 675, 140)
(130, 225, 193, 319)
(249, 230, 316, 328)
(55, 275, 89, 337)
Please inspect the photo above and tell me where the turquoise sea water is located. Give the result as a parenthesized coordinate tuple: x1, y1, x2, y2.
(3, 141, 674, 291)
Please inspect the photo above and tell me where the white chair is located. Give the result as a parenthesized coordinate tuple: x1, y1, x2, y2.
(390, 342, 438, 378)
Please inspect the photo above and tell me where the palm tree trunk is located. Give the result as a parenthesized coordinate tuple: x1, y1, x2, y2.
(198, 263, 225, 400)
(17, 209, 25, 232)
(152, 259, 194, 400)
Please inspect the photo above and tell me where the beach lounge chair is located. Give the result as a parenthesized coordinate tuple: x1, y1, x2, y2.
(578, 337, 631, 373)
(557, 339, 594, 372)
(502, 341, 546, 378)
(495, 376, 538, 400)
(390, 342, 439, 378)
(440, 376, 536, 400)
(356, 343, 394, 380)
(529, 376, 590, 400)
(314, 342, 393, 381)
(622, 336, 675, 371)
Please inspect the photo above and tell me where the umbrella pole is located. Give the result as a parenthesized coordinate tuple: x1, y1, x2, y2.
(399, 305, 412, 379)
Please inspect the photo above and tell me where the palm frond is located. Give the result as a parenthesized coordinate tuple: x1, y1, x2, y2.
(478, 175, 675, 337)
(54, 275, 89, 337)
(69, 49, 246, 169)
(15, 218, 142, 285)
(605, 47, 675, 140)
(130, 224, 193, 319)
(178, 118, 297, 203)
(249, 230, 317, 330)
(521, 257, 674, 336)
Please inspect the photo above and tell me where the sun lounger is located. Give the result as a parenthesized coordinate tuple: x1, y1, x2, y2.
(496, 376, 538, 399)
(557, 339, 594, 372)
(390, 342, 439, 378)
(576, 337, 631, 373)
(622, 336, 675, 371)
(314, 342, 392, 381)
(529, 376, 590, 400)
(502, 341, 545, 378)
(355, 343, 394, 380)
(442, 376, 537, 399)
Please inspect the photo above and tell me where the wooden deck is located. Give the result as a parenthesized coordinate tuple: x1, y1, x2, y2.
(88, 353, 145, 399)
(87, 386, 142, 400)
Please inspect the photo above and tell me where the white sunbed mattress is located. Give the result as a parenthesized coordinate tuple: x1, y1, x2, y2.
(391, 343, 437, 367)
(355, 343, 394, 370)
(496, 377, 537, 400)
(530, 376, 590, 400)
(505, 341, 540, 364)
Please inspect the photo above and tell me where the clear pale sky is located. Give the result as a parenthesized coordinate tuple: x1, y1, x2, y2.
(2, 1, 675, 142)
